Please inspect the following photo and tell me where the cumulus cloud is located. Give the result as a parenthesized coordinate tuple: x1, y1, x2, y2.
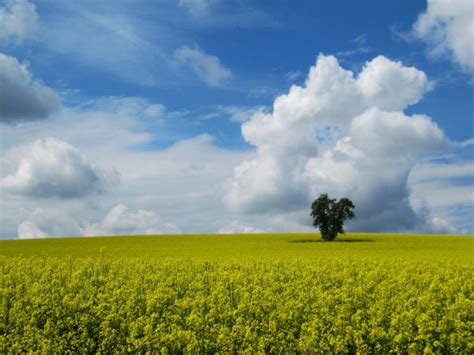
(17, 208, 83, 239)
(356, 56, 428, 110)
(304, 113, 445, 232)
(0, 0, 38, 43)
(0, 96, 250, 238)
(0, 53, 60, 121)
(240, 55, 427, 154)
(1, 138, 118, 199)
(414, 0, 474, 73)
(82, 204, 181, 236)
(17, 221, 48, 239)
(17, 204, 180, 239)
(349, 108, 445, 157)
(173, 45, 232, 86)
(227, 54, 447, 232)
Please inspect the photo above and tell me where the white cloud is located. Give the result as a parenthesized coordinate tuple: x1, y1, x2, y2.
(1, 138, 118, 198)
(17, 204, 181, 239)
(0, 53, 60, 121)
(414, 0, 474, 73)
(356, 56, 428, 111)
(0, 96, 250, 238)
(12, 1, 272, 88)
(221, 106, 261, 123)
(82, 204, 181, 236)
(415, 183, 474, 209)
(240, 55, 427, 153)
(408, 158, 474, 234)
(218, 220, 263, 234)
(0, 0, 38, 43)
(349, 108, 445, 157)
(17, 207, 83, 239)
(410, 160, 474, 210)
(428, 216, 459, 234)
(17, 221, 47, 239)
(179, 0, 217, 16)
(1, 75, 469, 239)
(40, 5, 166, 86)
(173, 45, 232, 86)
(144, 104, 166, 119)
(304, 118, 445, 232)
(177, 0, 277, 29)
(285, 70, 304, 81)
(203, 105, 266, 123)
(410, 160, 474, 182)
(227, 54, 449, 232)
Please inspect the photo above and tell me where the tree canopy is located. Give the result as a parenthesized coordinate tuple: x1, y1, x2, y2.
(310, 194, 355, 241)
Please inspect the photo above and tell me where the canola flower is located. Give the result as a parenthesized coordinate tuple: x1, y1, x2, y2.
(1, 233, 473, 353)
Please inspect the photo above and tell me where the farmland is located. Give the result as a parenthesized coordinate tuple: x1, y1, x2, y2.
(1, 233, 473, 353)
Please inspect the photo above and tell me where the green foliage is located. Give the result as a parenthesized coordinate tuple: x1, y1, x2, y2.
(0, 233, 473, 353)
(311, 194, 355, 240)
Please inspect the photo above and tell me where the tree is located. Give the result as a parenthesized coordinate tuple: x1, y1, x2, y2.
(310, 194, 355, 241)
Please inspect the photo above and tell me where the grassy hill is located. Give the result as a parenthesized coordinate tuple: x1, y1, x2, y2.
(1, 233, 473, 353)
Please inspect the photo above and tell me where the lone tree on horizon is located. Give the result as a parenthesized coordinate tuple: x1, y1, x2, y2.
(310, 193, 355, 241)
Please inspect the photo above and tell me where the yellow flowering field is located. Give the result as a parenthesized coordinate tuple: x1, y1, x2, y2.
(1, 233, 473, 353)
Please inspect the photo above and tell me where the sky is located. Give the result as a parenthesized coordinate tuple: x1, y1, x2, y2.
(0, 0, 473, 239)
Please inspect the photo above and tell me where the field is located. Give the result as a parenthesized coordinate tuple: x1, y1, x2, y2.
(1, 233, 473, 353)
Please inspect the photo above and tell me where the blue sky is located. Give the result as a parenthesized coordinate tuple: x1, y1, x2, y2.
(0, 0, 473, 238)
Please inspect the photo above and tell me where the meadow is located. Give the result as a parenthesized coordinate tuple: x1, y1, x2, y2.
(1, 233, 473, 353)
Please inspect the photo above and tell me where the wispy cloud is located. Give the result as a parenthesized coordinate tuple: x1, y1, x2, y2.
(173, 45, 232, 87)
(40, 3, 167, 85)
(285, 70, 304, 82)
(201, 105, 265, 123)
(179, 0, 217, 17)
(32, 0, 275, 87)
(335, 34, 373, 58)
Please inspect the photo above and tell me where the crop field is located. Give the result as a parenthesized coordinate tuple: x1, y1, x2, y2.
(1, 233, 473, 353)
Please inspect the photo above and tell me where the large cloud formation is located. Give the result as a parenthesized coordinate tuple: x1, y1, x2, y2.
(1, 138, 118, 198)
(0, 53, 60, 121)
(414, 0, 474, 73)
(226, 54, 447, 232)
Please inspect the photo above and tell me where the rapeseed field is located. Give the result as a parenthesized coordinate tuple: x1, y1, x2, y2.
(1, 233, 472, 353)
